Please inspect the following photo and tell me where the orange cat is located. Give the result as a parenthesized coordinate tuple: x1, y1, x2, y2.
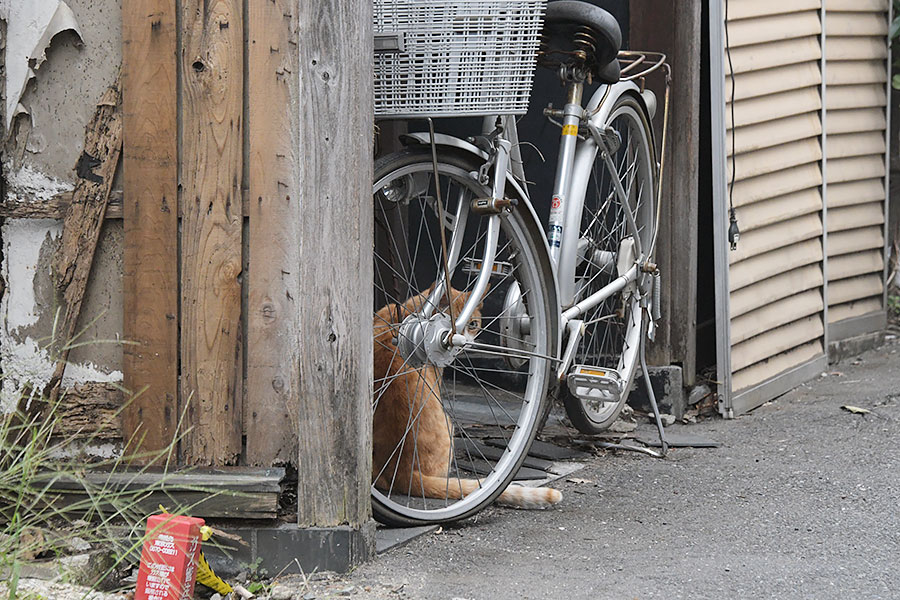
(372, 285, 562, 509)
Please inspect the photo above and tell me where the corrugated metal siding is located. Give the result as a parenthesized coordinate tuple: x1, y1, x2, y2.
(725, 1, 827, 397)
(824, 0, 889, 333)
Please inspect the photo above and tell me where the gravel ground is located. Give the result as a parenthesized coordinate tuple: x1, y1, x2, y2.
(0, 578, 124, 600)
(271, 338, 900, 600)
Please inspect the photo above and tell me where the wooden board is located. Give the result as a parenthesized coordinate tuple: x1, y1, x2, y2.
(180, 0, 244, 465)
(47, 382, 124, 441)
(44, 80, 123, 402)
(122, 1, 179, 461)
(245, 0, 301, 466)
(296, 0, 373, 528)
(630, 0, 701, 382)
(39, 468, 284, 519)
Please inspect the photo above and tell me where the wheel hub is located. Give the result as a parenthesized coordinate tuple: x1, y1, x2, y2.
(396, 312, 463, 368)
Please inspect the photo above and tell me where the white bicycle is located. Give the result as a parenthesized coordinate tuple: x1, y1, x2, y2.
(371, 0, 668, 526)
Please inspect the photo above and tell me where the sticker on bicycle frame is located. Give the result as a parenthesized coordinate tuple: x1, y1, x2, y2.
(548, 223, 563, 248)
(549, 194, 564, 223)
(561, 124, 578, 137)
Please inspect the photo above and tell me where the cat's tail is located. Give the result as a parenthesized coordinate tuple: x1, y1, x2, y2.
(497, 484, 563, 509)
(414, 474, 563, 509)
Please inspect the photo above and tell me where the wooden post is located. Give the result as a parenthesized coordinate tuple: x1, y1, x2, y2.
(630, 0, 701, 385)
(180, 0, 244, 465)
(296, 0, 374, 540)
(246, 0, 301, 466)
(122, 0, 180, 459)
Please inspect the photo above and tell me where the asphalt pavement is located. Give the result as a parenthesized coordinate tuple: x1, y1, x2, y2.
(278, 338, 900, 600)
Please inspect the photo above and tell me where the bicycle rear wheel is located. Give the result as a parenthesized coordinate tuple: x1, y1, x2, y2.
(562, 94, 657, 434)
(372, 147, 557, 526)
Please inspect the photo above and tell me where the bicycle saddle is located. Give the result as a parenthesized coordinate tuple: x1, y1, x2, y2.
(540, 0, 622, 84)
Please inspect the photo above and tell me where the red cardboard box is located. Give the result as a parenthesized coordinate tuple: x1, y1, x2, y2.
(135, 514, 205, 600)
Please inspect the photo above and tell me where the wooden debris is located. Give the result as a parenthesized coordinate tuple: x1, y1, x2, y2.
(42, 76, 123, 402)
(0, 191, 123, 220)
(45, 382, 124, 441)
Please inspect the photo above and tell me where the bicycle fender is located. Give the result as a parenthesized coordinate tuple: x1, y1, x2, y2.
(586, 80, 648, 126)
(585, 80, 658, 163)
(401, 131, 563, 358)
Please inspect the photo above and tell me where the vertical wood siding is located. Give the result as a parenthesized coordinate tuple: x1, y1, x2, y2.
(179, 0, 245, 465)
(122, 0, 180, 460)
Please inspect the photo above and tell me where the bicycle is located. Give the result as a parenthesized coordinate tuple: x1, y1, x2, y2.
(371, 0, 669, 526)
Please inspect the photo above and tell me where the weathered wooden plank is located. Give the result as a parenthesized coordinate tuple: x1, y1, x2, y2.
(47, 382, 124, 441)
(43, 80, 123, 402)
(40, 468, 285, 519)
(245, 0, 301, 466)
(180, 0, 244, 465)
(296, 0, 374, 527)
(122, 0, 180, 461)
(631, 0, 701, 383)
(45, 468, 285, 493)
(45, 492, 277, 520)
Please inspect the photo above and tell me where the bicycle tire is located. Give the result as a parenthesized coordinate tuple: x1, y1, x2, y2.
(371, 147, 557, 526)
(561, 93, 658, 434)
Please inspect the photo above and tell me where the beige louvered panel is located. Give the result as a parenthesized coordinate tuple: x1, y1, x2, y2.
(731, 289, 824, 345)
(826, 84, 886, 109)
(828, 274, 884, 304)
(727, 62, 821, 101)
(826, 0, 888, 11)
(731, 264, 824, 319)
(823, 3, 887, 337)
(827, 226, 884, 256)
(732, 162, 821, 207)
(827, 156, 885, 183)
(723, 1, 826, 409)
(728, 37, 821, 75)
(729, 0, 820, 21)
(826, 108, 887, 134)
(729, 113, 822, 155)
(732, 340, 824, 393)
(828, 250, 884, 281)
(826, 61, 887, 86)
(736, 189, 821, 232)
(829, 298, 884, 323)
(825, 132, 885, 159)
(825, 12, 887, 36)
(728, 11, 821, 47)
(826, 37, 888, 60)
(826, 179, 885, 207)
(727, 137, 821, 180)
(729, 238, 823, 292)
(828, 204, 884, 231)
(731, 315, 824, 372)
(729, 213, 822, 265)
(727, 88, 822, 128)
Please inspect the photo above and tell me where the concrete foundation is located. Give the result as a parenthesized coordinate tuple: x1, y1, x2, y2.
(203, 522, 377, 577)
(627, 365, 687, 420)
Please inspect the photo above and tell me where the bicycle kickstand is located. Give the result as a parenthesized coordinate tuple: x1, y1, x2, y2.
(639, 306, 668, 457)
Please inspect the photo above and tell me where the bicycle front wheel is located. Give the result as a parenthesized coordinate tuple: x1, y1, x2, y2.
(562, 93, 657, 434)
(372, 147, 557, 526)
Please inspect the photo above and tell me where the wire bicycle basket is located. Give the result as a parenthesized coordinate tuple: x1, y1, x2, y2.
(373, 0, 548, 118)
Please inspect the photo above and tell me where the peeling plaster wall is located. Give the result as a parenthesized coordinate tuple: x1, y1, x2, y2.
(1, 0, 124, 412)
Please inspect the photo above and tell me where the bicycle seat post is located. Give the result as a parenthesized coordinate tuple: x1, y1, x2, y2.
(546, 79, 584, 270)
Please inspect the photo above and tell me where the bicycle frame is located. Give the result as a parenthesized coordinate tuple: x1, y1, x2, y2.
(426, 77, 650, 351)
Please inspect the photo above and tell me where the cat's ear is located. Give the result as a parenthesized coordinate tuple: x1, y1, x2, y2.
(450, 288, 474, 314)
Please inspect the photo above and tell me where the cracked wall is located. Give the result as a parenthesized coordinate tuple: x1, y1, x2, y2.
(1, 0, 123, 412)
